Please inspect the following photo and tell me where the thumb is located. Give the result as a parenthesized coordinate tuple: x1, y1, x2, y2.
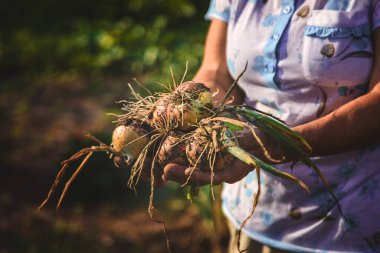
(162, 163, 188, 183)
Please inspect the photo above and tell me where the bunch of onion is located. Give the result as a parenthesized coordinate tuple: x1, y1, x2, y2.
(38, 73, 344, 252)
(155, 119, 309, 194)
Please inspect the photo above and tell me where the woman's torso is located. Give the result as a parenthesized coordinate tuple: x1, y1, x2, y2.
(205, 0, 380, 252)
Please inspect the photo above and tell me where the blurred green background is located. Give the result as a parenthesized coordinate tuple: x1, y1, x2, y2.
(0, 1, 229, 252)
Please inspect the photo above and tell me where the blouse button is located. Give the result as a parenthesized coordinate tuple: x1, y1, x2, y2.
(282, 5, 292, 14)
(320, 44, 335, 58)
(297, 6, 310, 18)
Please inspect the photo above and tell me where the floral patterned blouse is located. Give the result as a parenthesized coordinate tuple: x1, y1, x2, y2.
(206, 0, 380, 252)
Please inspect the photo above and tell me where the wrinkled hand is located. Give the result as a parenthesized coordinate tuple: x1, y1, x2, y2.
(162, 158, 252, 186)
(162, 126, 300, 186)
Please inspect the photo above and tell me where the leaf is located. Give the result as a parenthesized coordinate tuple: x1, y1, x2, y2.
(226, 145, 310, 194)
(210, 116, 245, 131)
(234, 108, 345, 217)
(224, 122, 244, 131)
(236, 107, 312, 152)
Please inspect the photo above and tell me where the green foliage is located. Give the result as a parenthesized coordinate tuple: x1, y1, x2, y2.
(0, 3, 218, 252)
(0, 0, 209, 81)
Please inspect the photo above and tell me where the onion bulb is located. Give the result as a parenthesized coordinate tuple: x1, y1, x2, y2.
(112, 121, 151, 167)
(152, 81, 213, 132)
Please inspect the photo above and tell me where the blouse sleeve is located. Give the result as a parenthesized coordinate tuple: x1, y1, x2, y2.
(372, 0, 380, 30)
(205, 0, 231, 23)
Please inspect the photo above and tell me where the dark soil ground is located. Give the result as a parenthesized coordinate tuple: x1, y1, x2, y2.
(0, 76, 230, 253)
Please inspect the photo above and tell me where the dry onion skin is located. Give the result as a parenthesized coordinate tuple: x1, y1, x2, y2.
(157, 135, 188, 167)
(151, 81, 213, 131)
(185, 122, 235, 172)
(111, 120, 151, 167)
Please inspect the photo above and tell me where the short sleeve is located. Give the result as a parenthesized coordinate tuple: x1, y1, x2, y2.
(205, 0, 231, 23)
(372, 0, 380, 30)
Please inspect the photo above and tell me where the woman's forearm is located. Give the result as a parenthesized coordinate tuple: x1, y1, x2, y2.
(293, 29, 380, 157)
(294, 85, 380, 156)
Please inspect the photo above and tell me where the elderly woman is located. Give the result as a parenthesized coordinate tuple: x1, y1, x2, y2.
(163, 0, 380, 252)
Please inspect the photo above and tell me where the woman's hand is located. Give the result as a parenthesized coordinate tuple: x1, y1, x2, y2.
(161, 127, 295, 186)
(162, 158, 252, 186)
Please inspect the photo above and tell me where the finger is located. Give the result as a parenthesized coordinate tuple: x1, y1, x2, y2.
(163, 163, 188, 184)
(184, 168, 225, 186)
(183, 159, 252, 186)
